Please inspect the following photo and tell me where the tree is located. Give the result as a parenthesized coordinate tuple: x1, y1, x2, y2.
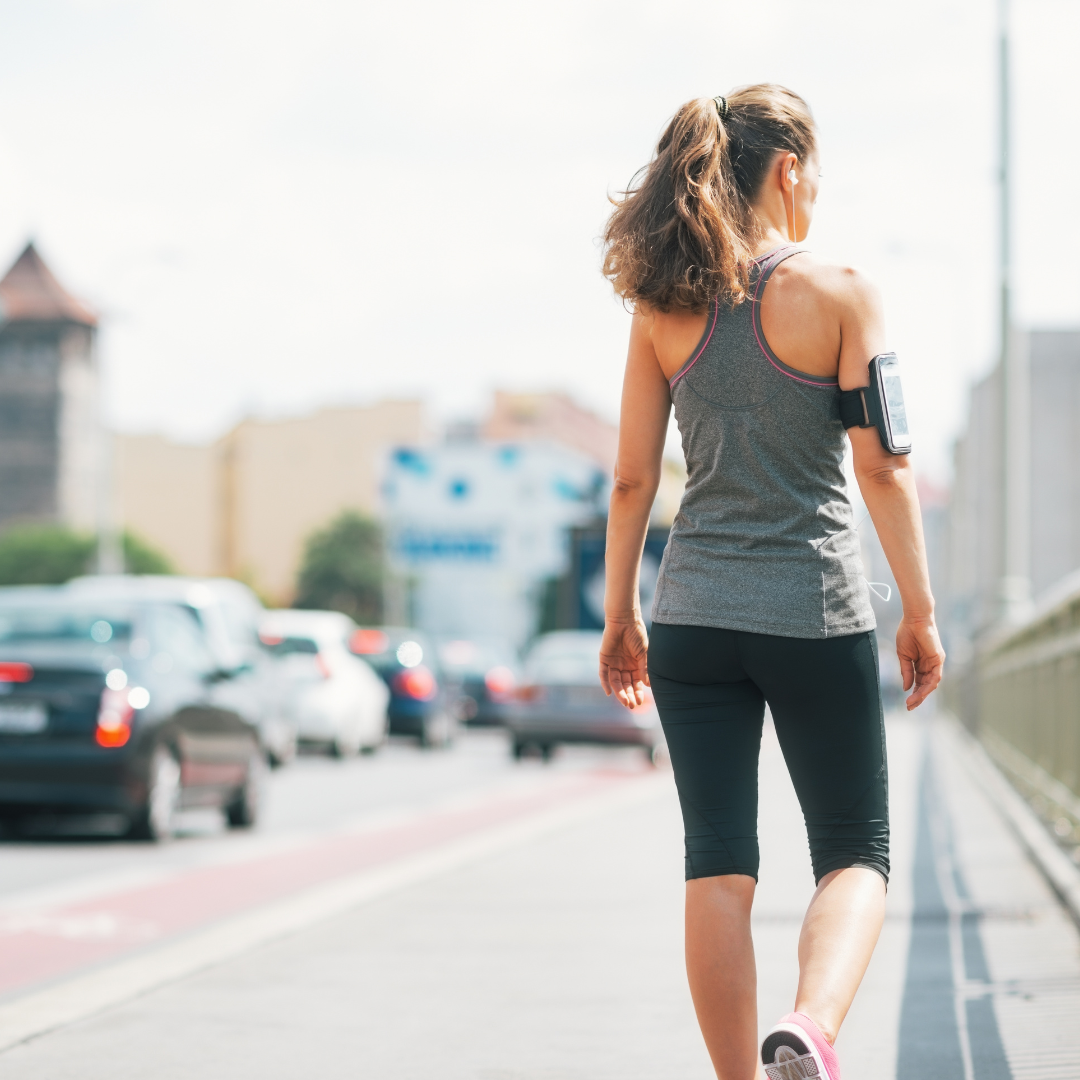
(122, 532, 174, 575)
(0, 526, 96, 585)
(0, 525, 174, 586)
(293, 511, 385, 623)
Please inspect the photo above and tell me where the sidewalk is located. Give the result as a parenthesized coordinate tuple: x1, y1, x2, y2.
(1, 715, 1078, 1079)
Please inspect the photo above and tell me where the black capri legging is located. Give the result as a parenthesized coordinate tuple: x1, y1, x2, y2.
(648, 623, 889, 885)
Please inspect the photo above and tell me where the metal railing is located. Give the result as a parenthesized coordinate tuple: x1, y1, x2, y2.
(974, 575, 1080, 850)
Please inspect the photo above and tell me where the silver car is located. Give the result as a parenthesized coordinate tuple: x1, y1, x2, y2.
(505, 630, 663, 764)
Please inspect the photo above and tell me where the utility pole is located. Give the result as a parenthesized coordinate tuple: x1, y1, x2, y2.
(998, 0, 1032, 625)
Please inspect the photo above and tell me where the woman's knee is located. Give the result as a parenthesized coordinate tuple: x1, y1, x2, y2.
(686, 873, 757, 921)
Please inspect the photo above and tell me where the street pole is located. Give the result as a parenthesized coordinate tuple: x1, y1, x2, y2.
(997, 0, 1032, 625)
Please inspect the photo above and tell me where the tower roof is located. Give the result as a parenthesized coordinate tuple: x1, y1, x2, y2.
(0, 242, 97, 328)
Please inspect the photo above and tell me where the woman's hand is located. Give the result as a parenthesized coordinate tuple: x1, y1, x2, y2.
(600, 616, 650, 709)
(896, 616, 945, 710)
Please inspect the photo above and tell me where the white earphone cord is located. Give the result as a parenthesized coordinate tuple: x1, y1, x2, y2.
(789, 166, 798, 244)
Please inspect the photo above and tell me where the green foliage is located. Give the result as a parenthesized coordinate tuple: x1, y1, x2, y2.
(0, 525, 96, 586)
(122, 531, 173, 575)
(293, 511, 385, 623)
(0, 525, 174, 586)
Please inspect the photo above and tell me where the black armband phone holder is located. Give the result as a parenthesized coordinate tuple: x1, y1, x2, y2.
(838, 352, 912, 455)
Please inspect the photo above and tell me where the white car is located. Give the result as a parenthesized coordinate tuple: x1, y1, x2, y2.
(259, 610, 389, 757)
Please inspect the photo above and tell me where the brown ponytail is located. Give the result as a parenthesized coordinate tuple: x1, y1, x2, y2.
(602, 84, 817, 313)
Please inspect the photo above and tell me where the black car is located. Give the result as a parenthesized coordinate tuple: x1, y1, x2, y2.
(349, 626, 455, 747)
(69, 575, 298, 768)
(0, 587, 262, 840)
(437, 638, 520, 727)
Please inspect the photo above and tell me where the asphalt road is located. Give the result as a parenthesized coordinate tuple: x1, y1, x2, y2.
(0, 728, 640, 899)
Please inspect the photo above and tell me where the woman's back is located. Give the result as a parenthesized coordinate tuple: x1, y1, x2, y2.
(651, 244, 875, 639)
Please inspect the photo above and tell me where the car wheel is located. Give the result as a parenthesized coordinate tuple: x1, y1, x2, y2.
(128, 745, 181, 842)
(330, 729, 361, 759)
(226, 749, 263, 829)
(645, 742, 668, 768)
(511, 738, 526, 760)
(419, 712, 453, 749)
(267, 731, 297, 769)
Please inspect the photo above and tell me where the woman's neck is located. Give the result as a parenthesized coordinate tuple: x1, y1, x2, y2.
(750, 196, 801, 254)
(752, 226, 796, 256)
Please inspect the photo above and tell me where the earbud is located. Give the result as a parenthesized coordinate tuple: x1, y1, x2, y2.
(788, 168, 799, 185)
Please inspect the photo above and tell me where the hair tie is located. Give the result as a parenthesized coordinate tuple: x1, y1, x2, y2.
(713, 95, 729, 121)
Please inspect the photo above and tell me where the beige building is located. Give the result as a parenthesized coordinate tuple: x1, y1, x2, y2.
(116, 400, 426, 603)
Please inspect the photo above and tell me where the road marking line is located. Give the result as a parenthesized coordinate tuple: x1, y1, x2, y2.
(0, 771, 669, 1054)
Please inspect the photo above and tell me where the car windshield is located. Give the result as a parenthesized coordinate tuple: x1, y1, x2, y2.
(260, 634, 319, 657)
(524, 633, 602, 685)
(0, 607, 134, 645)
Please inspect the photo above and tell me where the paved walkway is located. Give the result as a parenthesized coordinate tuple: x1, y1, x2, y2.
(0, 714, 1078, 1079)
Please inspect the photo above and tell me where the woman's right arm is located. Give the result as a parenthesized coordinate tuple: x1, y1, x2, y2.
(599, 311, 672, 709)
(836, 270, 945, 710)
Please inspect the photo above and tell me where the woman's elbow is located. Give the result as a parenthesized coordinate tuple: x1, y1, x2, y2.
(611, 470, 659, 500)
(855, 455, 913, 489)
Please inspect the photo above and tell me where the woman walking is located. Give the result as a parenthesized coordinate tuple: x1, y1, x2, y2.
(598, 85, 944, 1080)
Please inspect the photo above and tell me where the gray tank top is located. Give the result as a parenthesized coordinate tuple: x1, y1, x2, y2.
(651, 244, 876, 639)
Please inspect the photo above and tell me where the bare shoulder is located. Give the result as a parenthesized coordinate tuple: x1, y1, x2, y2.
(771, 252, 882, 316)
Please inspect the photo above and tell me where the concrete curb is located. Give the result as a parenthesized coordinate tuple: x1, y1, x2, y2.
(951, 719, 1080, 930)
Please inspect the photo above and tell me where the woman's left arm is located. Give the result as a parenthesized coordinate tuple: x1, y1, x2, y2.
(600, 312, 672, 709)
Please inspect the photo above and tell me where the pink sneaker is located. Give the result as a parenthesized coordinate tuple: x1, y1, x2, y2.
(761, 1013, 840, 1080)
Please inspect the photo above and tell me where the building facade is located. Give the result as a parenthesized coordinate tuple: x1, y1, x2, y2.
(482, 391, 619, 475)
(382, 439, 607, 650)
(944, 331, 1080, 651)
(0, 243, 100, 534)
(116, 400, 426, 602)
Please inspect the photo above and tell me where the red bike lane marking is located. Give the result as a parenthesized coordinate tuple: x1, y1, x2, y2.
(0, 768, 639, 999)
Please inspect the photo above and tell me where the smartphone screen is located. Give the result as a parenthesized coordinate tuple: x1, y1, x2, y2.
(878, 354, 911, 450)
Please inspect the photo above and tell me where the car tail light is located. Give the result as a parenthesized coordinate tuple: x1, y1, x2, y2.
(350, 628, 388, 655)
(96, 687, 135, 747)
(315, 653, 332, 680)
(484, 665, 516, 700)
(516, 684, 546, 703)
(392, 665, 437, 701)
(0, 662, 33, 683)
(95, 685, 150, 748)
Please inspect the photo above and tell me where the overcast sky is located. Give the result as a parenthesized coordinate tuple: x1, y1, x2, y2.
(1, 0, 1077, 481)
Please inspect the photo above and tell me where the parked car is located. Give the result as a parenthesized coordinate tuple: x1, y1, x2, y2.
(437, 638, 520, 726)
(259, 610, 388, 757)
(68, 576, 298, 767)
(349, 627, 455, 747)
(505, 630, 664, 763)
(0, 586, 263, 839)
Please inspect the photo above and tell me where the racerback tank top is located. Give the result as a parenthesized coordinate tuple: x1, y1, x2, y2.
(651, 245, 876, 639)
